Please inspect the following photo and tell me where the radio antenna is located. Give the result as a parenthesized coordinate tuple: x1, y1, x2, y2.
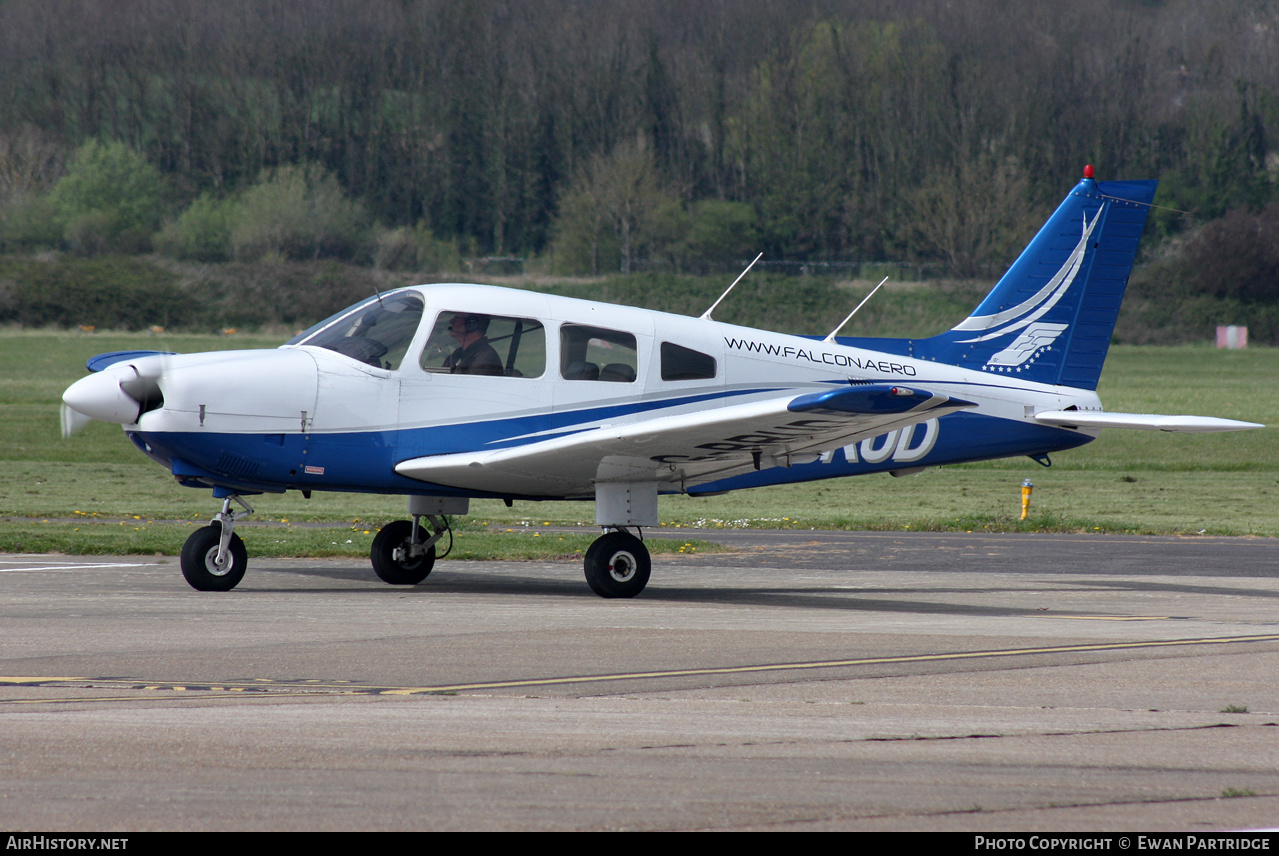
(823, 276, 888, 343)
(700, 252, 763, 320)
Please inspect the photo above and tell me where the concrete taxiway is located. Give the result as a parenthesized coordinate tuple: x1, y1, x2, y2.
(1, 529, 1277, 831)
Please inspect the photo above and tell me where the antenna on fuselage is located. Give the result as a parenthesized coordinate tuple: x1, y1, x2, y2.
(822, 276, 889, 343)
(699, 252, 763, 321)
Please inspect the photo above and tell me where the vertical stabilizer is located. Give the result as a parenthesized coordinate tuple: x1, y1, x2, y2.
(895, 172, 1158, 389)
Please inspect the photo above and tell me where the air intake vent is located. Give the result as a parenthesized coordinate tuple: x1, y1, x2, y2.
(216, 453, 261, 478)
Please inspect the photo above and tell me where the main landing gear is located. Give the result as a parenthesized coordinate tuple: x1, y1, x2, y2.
(582, 480, 658, 598)
(370, 516, 448, 584)
(365, 493, 656, 598)
(583, 528, 651, 599)
(368, 495, 462, 586)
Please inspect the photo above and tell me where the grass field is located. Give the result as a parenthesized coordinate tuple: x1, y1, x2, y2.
(1, 328, 1275, 559)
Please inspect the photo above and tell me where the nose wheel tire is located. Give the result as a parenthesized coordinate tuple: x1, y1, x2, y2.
(180, 525, 248, 591)
(583, 531, 651, 598)
(371, 519, 436, 585)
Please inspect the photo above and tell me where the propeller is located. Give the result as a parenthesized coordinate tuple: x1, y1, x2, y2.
(118, 361, 165, 415)
(61, 351, 172, 438)
(59, 403, 94, 439)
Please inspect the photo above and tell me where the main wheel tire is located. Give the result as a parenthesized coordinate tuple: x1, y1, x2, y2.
(371, 519, 436, 585)
(583, 531, 651, 598)
(180, 525, 247, 592)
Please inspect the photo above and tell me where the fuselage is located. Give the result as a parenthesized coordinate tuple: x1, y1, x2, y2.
(71, 283, 1099, 499)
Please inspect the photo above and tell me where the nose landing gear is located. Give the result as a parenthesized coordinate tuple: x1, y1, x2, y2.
(180, 494, 255, 591)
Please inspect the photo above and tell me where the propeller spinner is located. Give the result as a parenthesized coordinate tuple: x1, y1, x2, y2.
(61, 353, 170, 437)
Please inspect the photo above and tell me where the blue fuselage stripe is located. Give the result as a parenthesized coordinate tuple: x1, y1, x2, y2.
(130, 399, 1091, 498)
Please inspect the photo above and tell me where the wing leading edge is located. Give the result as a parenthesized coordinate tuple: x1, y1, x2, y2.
(395, 384, 974, 497)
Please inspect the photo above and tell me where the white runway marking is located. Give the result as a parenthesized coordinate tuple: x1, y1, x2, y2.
(0, 560, 151, 573)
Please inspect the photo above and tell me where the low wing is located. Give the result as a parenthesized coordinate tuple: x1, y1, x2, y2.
(1035, 410, 1264, 433)
(397, 384, 974, 497)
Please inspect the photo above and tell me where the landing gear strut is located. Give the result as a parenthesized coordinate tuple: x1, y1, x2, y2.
(584, 480, 658, 598)
(369, 496, 466, 586)
(583, 528, 651, 598)
(370, 516, 446, 584)
(180, 494, 254, 591)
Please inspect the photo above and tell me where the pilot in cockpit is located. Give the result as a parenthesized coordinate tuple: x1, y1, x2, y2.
(443, 313, 504, 375)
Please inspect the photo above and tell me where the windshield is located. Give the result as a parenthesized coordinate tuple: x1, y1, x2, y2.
(290, 291, 425, 370)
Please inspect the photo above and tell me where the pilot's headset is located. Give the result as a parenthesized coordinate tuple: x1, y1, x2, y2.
(458, 314, 489, 334)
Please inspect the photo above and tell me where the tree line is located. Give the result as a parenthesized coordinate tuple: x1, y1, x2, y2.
(0, 0, 1277, 287)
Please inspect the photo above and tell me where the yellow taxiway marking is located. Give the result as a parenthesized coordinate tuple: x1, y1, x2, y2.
(1054, 615, 1171, 621)
(2, 693, 260, 705)
(4, 634, 1278, 702)
(382, 633, 1279, 694)
(0, 677, 367, 704)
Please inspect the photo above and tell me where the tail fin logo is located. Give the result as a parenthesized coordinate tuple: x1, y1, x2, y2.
(950, 206, 1104, 372)
(983, 322, 1068, 369)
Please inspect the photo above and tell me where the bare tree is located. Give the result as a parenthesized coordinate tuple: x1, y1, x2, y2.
(553, 139, 674, 274)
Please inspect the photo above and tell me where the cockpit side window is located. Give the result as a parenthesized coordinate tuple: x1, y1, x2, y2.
(292, 292, 425, 370)
(660, 342, 717, 381)
(420, 312, 546, 378)
(560, 324, 638, 382)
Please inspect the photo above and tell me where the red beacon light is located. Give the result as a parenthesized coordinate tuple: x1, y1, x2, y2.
(1083, 164, 1095, 179)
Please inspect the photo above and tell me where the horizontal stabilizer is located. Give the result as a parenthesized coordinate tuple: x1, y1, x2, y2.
(1034, 411, 1264, 433)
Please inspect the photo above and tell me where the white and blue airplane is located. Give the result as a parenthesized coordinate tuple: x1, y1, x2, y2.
(61, 167, 1262, 597)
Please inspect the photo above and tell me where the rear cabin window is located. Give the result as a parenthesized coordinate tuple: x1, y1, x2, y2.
(420, 312, 546, 378)
(660, 342, 717, 381)
(560, 324, 638, 382)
